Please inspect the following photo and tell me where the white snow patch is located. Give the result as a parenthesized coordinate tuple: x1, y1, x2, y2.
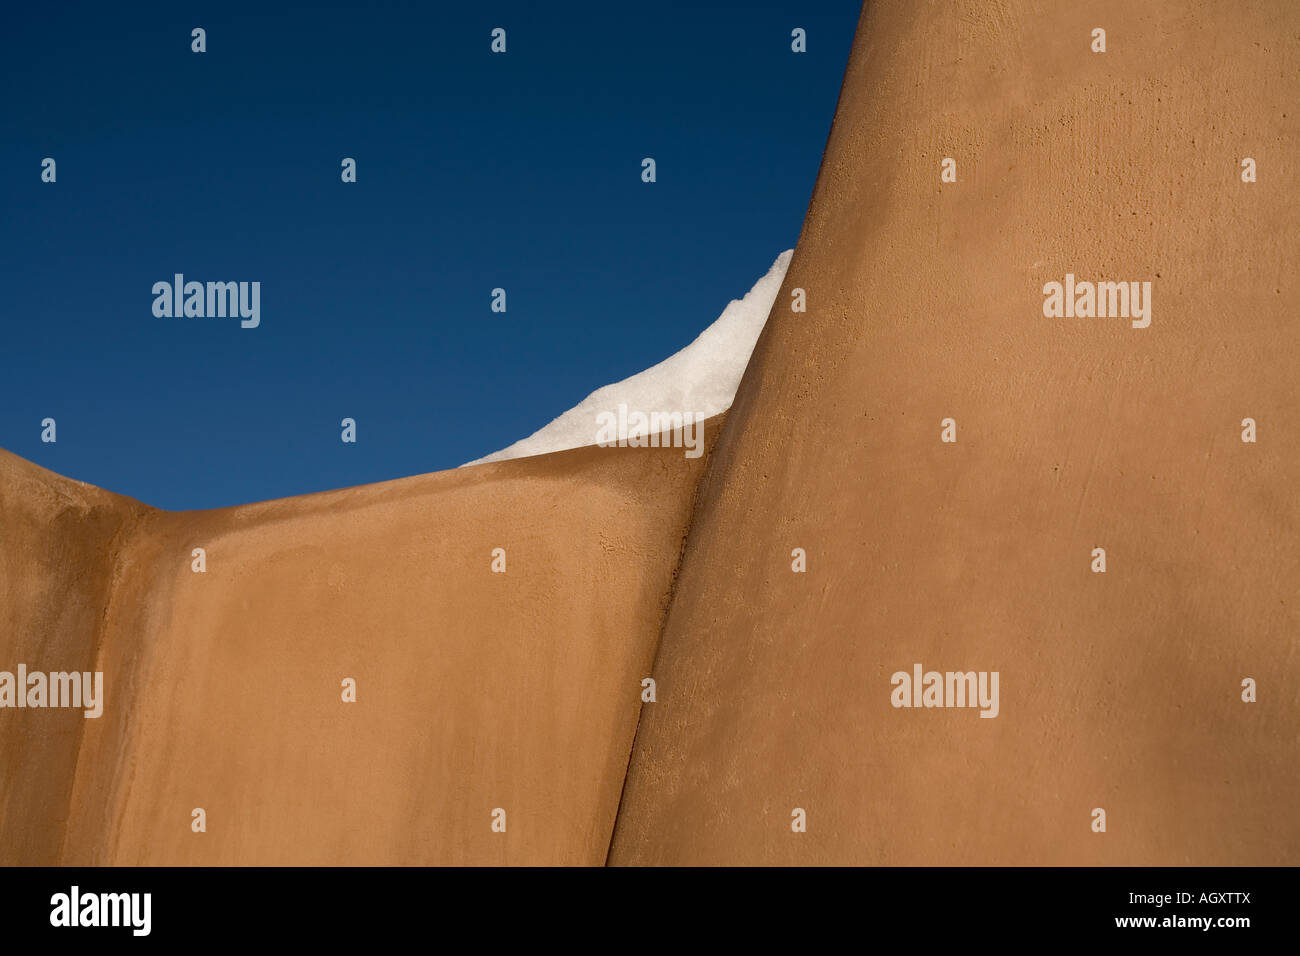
(463, 249, 792, 466)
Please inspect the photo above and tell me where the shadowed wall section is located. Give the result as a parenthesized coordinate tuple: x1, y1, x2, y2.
(0, 453, 145, 864)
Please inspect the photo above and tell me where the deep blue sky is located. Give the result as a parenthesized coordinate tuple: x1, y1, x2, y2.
(2, 1, 857, 510)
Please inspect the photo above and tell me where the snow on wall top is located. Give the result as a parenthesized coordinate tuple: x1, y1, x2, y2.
(463, 250, 793, 466)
